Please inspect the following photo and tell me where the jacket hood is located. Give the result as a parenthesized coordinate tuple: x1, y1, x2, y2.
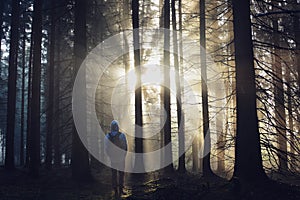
(110, 120, 119, 134)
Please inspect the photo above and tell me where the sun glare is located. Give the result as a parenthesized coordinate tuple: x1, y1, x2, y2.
(127, 64, 177, 93)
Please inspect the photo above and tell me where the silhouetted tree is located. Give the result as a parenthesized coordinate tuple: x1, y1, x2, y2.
(29, 0, 43, 177)
(132, 0, 144, 171)
(163, 0, 173, 173)
(71, 0, 91, 180)
(172, 0, 185, 173)
(45, 0, 57, 170)
(5, 0, 20, 170)
(26, 32, 33, 167)
(200, 0, 214, 177)
(20, 23, 26, 166)
(232, 0, 268, 182)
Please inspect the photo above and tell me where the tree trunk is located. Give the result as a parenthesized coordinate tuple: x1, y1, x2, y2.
(200, 0, 214, 177)
(286, 57, 295, 170)
(5, 0, 20, 170)
(20, 27, 26, 166)
(26, 33, 33, 167)
(159, 0, 165, 170)
(163, 0, 173, 173)
(293, 1, 300, 166)
(29, 0, 43, 177)
(192, 138, 199, 172)
(172, 0, 185, 173)
(294, 1, 300, 92)
(132, 0, 144, 171)
(45, 0, 56, 170)
(54, 21, 61, 168)
(271, 6, 288, 172)
(0, 0, 4, 70)
(216, 102, 225, 174)
(71, 0, 91, 180)
(232, 0, 267, 182)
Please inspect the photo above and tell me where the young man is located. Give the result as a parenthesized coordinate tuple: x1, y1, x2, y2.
(104, 120, 128, 195)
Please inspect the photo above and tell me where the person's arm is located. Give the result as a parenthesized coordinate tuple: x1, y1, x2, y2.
(120, 133, 128, 152)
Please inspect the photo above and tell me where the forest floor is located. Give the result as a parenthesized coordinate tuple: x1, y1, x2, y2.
(0, 166, 299, 200)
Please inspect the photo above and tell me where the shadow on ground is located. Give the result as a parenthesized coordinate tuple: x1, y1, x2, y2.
(0, 166, 299, 200)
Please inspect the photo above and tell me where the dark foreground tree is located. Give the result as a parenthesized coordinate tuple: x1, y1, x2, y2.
(132, 0, 144, 171)
(29, 0, 43, 177)
(20, 24, 26, 166)
(5, 0, 20, 170)
(71, 0, 91, 180)
(45, 0, 57, 170)
(232, 0, 268, 182)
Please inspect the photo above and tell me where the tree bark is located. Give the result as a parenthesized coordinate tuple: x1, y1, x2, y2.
(192, 138, 199, 172)
(172, 0, 185, 173)
(163, 0, 173, 173)
(271, 4, 288, 172)
(293, 1, 300, 165)
(0, 0, 4, 70)
(5, 0, 20, 170)
(132, 0, 144, 171)
(232, 0, 267, 182)
(29, 0, 43, 177)
(20, 27, 26, 166)
(53, 20, 61, 168)
(216, 102, 225, 174)
(45, 0, 56, 169)
(200, 0, 214, 177)
(71, 0, 91, 180)
(26, 33, 33, 167)
(294, 1, 300, 92)
(286, 56, 295, 169)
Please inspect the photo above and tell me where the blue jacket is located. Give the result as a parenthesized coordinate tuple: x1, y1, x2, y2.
(104, 120, 127, 162)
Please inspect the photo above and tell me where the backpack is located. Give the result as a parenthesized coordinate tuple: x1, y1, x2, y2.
(109, 132, 123, 149)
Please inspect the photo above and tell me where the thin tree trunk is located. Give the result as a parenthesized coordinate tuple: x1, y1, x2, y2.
(26, 33, 33, 167)
(286, 62, 295, 170)
(0, 0, 4, 70)
(294, 1, 300, 91)
(200, 0, 214, 177)
(216, 101, 225, 173)
(1, 132, 4, 165)
(178, 0, 187, 173)
(122, 0, 130, 169)
(228, 0, 236, 162)
(5, 0, 20, 170)
(20, 28, 26, 166)
(45, 1, 56, 170)
(29, 0, 43, 177)
(232, 0, 267, 182)
(54, 21, 61, 168)
(172, 0, 185, 173)
(159, 0, 165, 169)
(271, 2, 288, 172)
(192, 138, 199, 172)
(163, 0, 173, 173)
(293, 1, 300, 164)
(273, 53, 288, 172)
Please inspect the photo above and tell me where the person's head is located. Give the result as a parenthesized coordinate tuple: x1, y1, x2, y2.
(110, 120, 119, 132)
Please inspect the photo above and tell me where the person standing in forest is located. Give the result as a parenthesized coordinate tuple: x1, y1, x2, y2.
(104, 120, 128, 196)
